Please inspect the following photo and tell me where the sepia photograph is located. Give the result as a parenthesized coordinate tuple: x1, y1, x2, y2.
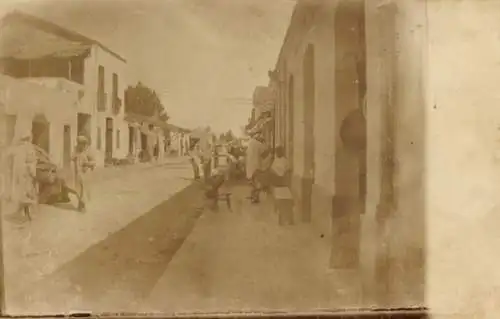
(0, 0, 498, 318)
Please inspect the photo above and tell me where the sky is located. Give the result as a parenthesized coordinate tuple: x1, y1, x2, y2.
(0, 0, 295, 135)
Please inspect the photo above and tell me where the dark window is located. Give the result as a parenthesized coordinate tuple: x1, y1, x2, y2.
(116, 129, 120, 149)
(97, 65, 106, 111)
(112, 73, 118, 112)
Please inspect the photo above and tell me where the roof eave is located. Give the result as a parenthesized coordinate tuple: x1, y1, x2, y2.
(2, 11, 127, 63)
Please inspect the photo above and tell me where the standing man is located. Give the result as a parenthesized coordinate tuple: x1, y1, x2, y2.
(73, 136, 95, 212)
(188, 143, 201, 180)
(246, 132, 270, 203)
(200, 134, 213, 183)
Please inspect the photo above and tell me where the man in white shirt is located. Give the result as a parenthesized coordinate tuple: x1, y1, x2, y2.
(199, 135, 213, 183)
(270, 146, 289, 179)
(251, 145, 289, 203)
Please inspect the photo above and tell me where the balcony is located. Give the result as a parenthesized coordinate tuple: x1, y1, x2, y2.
(97, 91, 107, 112)
(0, 74, 78, 120)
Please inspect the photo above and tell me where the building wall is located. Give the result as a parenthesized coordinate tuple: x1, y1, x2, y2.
(83, 45, 128, 166)
(275, 0, 429, 307)
(276, 2, 338, 233)
(363, 0, 426, 308)
(0, 74, 78, 168)
(425, 0, 500, 315)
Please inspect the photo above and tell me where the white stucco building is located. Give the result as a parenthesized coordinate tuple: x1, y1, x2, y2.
(0, 11, 129, 167)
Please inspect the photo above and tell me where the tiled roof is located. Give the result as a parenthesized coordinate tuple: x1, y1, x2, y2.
(0, 21, 91, 59)
(0, 11, 125, 61)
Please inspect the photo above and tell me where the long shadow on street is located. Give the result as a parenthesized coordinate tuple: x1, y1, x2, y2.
(13, 181, 206, 312)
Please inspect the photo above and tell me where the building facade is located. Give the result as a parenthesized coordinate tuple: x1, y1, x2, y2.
(268, 0, 426, 308)
(0, 11, 129, 168)
(0, 74, 80, 200)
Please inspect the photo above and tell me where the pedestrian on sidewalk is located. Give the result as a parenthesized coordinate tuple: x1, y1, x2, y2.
(72, 136, 95, 212)
(246, 132, 271, 204)
(200, 136, 213, 183)
(188, 143, 201, 180)
(252, 146, 289, 198)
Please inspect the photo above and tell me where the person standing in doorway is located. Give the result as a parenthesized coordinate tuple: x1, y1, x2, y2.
(73, 136, 95, 212)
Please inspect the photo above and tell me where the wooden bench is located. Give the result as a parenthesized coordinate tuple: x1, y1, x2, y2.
(206, 191, 232, 211)
(272, 186, 294, 225)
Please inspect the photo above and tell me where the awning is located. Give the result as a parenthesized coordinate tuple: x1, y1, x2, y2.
(247, 117, 273, 135)
(252, 86, 275, 112)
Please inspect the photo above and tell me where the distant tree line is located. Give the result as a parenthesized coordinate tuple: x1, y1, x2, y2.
(124, 81, 169, 122)
(219, 130, 236, 143)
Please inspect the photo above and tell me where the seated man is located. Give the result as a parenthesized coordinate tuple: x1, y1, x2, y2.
(37, 162, 83, 208)
(252, 146, 289, 202)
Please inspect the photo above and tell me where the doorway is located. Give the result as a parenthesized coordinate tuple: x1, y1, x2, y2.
(288, 75, 294, 173)
(128, 126, 134, 155)
(5, 115, 17, 196)
(140, 132, 148, 162)
(105, 117, 113, 162)
(330, 0, 367, 270)
(77, 113, 91, 141)
(32, 115, 50, 153)
(63, 125, 71, 168)
(301, 44, 316, 223)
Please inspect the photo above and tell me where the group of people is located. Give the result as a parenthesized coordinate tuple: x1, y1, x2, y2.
(245, 110, 290, 203)
(184, 111, 290, 206)
(3, 134, 95, 222)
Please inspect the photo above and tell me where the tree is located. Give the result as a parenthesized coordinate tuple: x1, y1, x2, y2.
(218, 130, 235, 143)
(125, 82, 169, 121)
(224, 130, 235, 142)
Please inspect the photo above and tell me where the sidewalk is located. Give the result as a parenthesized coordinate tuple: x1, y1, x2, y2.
(141, 184, 362, 315)
(2, 157, 194, 304)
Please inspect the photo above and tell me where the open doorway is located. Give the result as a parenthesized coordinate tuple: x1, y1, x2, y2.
(302, 44, 316, 223)
(140, 132, 148, 162)
(288, 75, 294, 173)
(330, 0, 366, 270)
(5, 115, 17, 196)
(128, 126, 135, 155)
(63, 125, 71, 169)
(77, 113, 91, 141)
(105, 117, 113, 162)
(32, 114, 50, 154)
